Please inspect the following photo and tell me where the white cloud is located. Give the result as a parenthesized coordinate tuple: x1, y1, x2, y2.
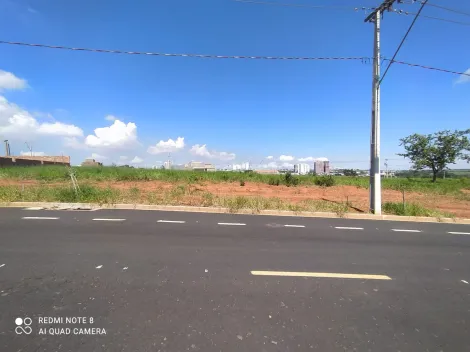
(105, 115, 117, 121)
(266, 156, 274, 160)
(0, 96, 83, 138)
(279, 155, 294, 161)
(281, 162, 294, 168)
(259, 161, 278, 169)
(37, 122, 83, 137)
(0, 70, 27, 91)
(85, 119, 138, 149)
(20, 151, 45, 156)
(130, 156, 143, 164)
(147, 137, 185, 154)
(88, 153, 107, 161)
(119, 156, 128, 161)
(298, 157, 315, 162)
(63, 137, 84, 149)
(456, 68, 470, 84)
(190, 144, 236, 161)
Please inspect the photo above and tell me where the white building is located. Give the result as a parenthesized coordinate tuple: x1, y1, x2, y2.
(163, 160, 172, 170)
(294, 163, 310, 175)
(233, 162, 250, 171)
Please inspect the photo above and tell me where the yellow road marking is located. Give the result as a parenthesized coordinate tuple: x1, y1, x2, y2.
(250, 271, 392, 280)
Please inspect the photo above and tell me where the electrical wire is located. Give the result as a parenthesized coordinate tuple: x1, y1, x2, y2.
(234, 0, 470, 26)
(233, 0, 371, 11)
(0, 40, 367, 61)
(384, 58, 470, 77)
(392, 8, 470, 26)
(0, 40, 468, 77)
(404, 1, 470, 17)
(379, 0, 428, 85)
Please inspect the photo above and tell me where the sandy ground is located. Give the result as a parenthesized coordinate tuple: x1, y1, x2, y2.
(1, 179, 469, 218)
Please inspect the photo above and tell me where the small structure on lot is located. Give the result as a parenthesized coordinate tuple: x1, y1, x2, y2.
(0, 155, 70, 167)
(185, 161, 216, 172)
(255, 169, 279, 175)
(81, 158, 103, 167)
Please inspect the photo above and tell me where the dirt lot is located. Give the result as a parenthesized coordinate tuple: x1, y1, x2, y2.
(2, 179, 468, 218)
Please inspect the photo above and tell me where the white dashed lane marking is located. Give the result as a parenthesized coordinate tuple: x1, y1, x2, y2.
(218, 222, 246, 226)
(284, 225, 305, 228)
(251, 270, 392, 280)
(335, 227, 364, 230)
(448, 232, 470, 235)
(0, 264, 5, 268)
(391, 229, 421, 233)
(95, 265, 103, 269)
(461, 280, 469, 284)
(157, 220, 186, 224)
(92, 218, 126, 222)
(22, 217, 59, 220)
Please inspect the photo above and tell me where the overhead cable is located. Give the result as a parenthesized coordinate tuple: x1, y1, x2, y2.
(0, 40, 468, 78)
(233, 0, 371, 11)
(379, 0, 428, 85)
(406, 1, 470, 17)
(392, 8, 470, 26)
(234, 0, 470, 26)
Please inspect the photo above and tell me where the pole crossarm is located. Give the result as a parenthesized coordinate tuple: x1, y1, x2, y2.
(364, 0, 398, 22)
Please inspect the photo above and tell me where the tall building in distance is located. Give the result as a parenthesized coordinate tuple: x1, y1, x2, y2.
(233, 162, 251, 171)
(294, 163, 310, 175)
(163, 160, 172, 169)
(314, 158, 330, 175)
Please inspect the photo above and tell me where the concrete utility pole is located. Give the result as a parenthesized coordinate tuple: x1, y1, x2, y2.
(4, 140, 9, 157)
(364, 0, 397, 215)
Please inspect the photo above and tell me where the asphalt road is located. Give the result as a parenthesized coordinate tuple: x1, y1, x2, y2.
(0, 207, 469, 352)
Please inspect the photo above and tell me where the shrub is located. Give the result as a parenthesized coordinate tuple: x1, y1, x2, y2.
(284, 172, 299, 187)
(315, 175, 336, 187)
(240, 180, 245, 186)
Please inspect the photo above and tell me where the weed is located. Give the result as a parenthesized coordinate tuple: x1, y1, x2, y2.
(315, 175, 336, 187)
(240, 180, 245, 187)
(383, 202, 454, 218)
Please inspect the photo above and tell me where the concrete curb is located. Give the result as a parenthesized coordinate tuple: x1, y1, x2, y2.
(1, 201, 469, 224)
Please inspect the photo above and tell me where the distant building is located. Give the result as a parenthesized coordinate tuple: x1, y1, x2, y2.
(232, 162, 251, 171)
(81, 158, 102, 167)
(185, 161, 216, 172)
(255, 169, 279, 175)
(0, 155, 70, 167)
(163, 160, 172, 170)
(314, 159, 330, 175)
(294, 163, 310, 175)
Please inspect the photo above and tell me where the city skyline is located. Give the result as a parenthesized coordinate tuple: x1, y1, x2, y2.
(0, 0, 468, 171)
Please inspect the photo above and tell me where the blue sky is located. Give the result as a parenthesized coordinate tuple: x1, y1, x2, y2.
(0, 0, 469, 169)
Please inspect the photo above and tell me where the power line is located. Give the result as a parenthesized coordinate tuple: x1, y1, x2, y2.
(0, 40, 366, 61)
(0, 40, 468, 77)
(383, 58, 470, 77)
(407, 1, 470, 17)
(379, 0, 428, 85)
(233, 0, 371, 11)
(392, 8, 470, 26)
(234, 0, 470, 26)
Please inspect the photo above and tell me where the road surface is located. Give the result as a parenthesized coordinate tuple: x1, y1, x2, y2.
(0, 207, 469, 351)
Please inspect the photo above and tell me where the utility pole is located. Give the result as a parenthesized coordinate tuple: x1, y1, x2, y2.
(4, 140, 10, 157)
(365, 0, 397, 215)
(385, 159, 389, 178)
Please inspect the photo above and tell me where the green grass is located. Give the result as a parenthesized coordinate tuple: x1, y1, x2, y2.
(0, 184, 354, 215)
(0, 165, 469, 197)
(383, 202, 455, 219)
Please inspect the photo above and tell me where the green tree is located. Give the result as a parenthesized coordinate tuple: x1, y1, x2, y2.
(343, 169, 358, 177)
(398, 129, 470, 182)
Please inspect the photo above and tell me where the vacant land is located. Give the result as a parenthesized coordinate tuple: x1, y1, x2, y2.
(0, 166, 469, 218)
